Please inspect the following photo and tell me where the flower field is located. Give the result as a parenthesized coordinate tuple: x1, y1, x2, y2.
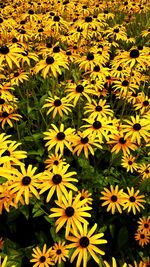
(0, 0, 150, 266)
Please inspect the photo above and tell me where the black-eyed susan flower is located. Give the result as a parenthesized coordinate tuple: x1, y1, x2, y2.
(104, 257, 127, 267)
(121, 155, 138, 172)
(72, 131, 102, 158)
(81, 117, 117, 142)
(84, 99, 114, 119)
(0, 182, 20, 214)
(76, 52, 101, 72)
(42, 95, 73, 118)
(134, 93, 149, 115)
(39, 163, 77, 202)
(135, 231, 150, 247)
(123, 187, 146, 215)
(67, 223, 107, 267)
(137, 217, 150, 234)
(43, 124, 75, 154)
(49, 190, 92, 237)
(122, 115, 150, 145)
(0, 256, 15, 267)
(2, 165, 41, 205)
(100, 185, 125, 214)
(113, 48, 149, 70)
(0, 108, 22, 129)
(107, 133, 138, 156)
(0, 44, 23, 68)
(10, 70, 29, 86)
(137, 163, 150, 180)
(65, 80, 95, 107)
(0, 141, 27, 168)
(34, 54, 69, 78)
(50, 241, 69, 265)
(44, 153, 67, 171)
(30, 244, 54, 267)
(75, 189, 93, 206)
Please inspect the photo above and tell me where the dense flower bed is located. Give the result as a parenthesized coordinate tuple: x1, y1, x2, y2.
(0, 0, 150, 266)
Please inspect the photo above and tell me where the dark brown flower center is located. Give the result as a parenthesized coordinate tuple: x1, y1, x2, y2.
(76, 85, 84, 93)
(22, 176, 31, 186)
(87, 52, 94, 60)
(143, 100, 149, 106)
(0, 45, 9, 55)
(14, 72, 19, 77)
(46, 56, 54, 64)
(65, 206, 74, 217)
(145, 169, 149, 174)
(53, 16, 60, 22)
(111, 195, 118, 202)
(144, 223, 149, 228)
(53, 160, 59, 165)
(133, 123, 141, 131)
(119, 137, 126, 144)
(0, 98, 5, 104)
(53, 46, 60, 53)
(52, 174, 62, 184)
(54, 99, 61, 106)
(117, 66, 122, 71)
(114, 28, 119, 33)
(122, 80, 129, 86)
(46, 42, 52, 48)
(81, 137, 89, 144)
(140, 234, 145, 239)
(129, 196, 135, 202)
(93, 65, 100, 72)
(93, 120, 102, 129)
(79, 236, 89, 247)
(2, 112, 9, 118)
(57, 132, 65, 140)
(39, 256, 46, 263)
(128, 160, 133, 165)
(12, 37, 18, 43)
(130, 49, 140, 58)
(95, 105, 102, 111)
(80, 196, 85, 201)
(56, 249, 62, 255)
(38, 28, 44, 32)
(85, 16, 92, 22)
(28, 9, 34, 14)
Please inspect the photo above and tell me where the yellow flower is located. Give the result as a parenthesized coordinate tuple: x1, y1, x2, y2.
(123, 187, 146, 215)
(44, 153, 67, 171)
(81, 117, 117, 142)
(67, 223, 107, 267)
(104, 257, 127, 267)
(121, 155, 138, 172)
(30, 244, 54, 267)
(39, 163, 78, 202)
(137, 217, 150, 234)
(100, 185, 125, 214)
(43, 124, 75, 154)
(34, 54, 69, 78)
(2, 165, 41, 205)
(51, 241, 69, 264)
(0, 256, 15, 267)
(49, 190, 92, 237)
(42, 95, 73, 118)
(0, 44, 23, 69)
(122, 115, 150, 145)
(135, 231, 150, 247)
(72, 131, 102, 158)
(84, 99, 114, 119)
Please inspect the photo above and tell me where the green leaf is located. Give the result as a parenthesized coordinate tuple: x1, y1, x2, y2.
(32, 203, 44, 218)
(0, 177, 7, 184)
(117, 226, 128, 249)
(19, 205, 30, 220)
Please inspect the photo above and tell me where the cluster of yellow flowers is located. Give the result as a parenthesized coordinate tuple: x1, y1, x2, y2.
(0, 0, 150, 266)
